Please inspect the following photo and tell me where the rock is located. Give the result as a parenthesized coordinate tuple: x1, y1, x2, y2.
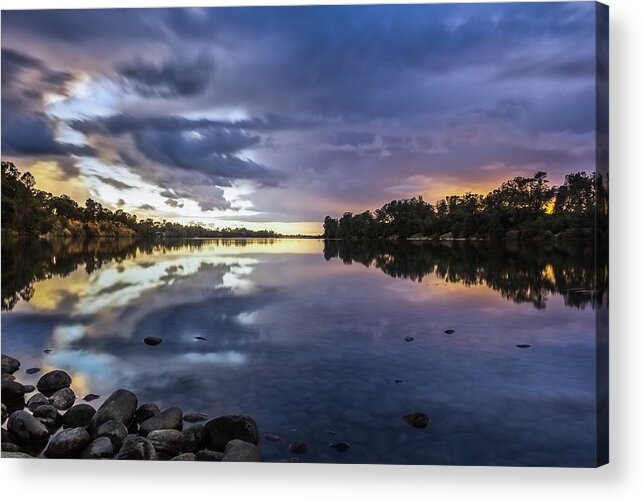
(90, 389, 138, 430)
(1, 427, 10, 442)
(281, 457, 302, 463)
(94, 419, 128, 447)
(25, 368, 40, 375)
(36, 370, 72, 396)
(403, 412, 430, 429)
(81, 436, 115, 459)
(26, 393, 49, 411)
(83, 394, 100, 402)
(147, 429, 185, 457)
(2, 442, 24, 452)
(194, 337, 207, 341)
(43, 349, 53, 354)
(171, 452, 196, 461)
(195, 449, 224, 461)
(516, 344, 531, 349)
(439, 232, 453, 240)
(62, 404, 96, 428)
(45, 427, 91, 458)
(404, 336, 414, 342)
(7, 410, 50, 443)
(143, 336, 163, 346)
(394, 379, 404, 383)
(32, 405, 62, 429)
(1, 379, 25, 403)
(134, 402, 160, 424)
(139, 407, 182, 435)
(1, 451, 33, 458)
(222, 439, 262, 462)
(1, 403, 7, 424)
(505, 229, 521, 240)
(329, 441, 351, 452)
(183, 424, 205, 452)
(1, 354, 20, 375)
(444, 329, 455, 335)
(204, 415, 259, 452)
(288, 441, 308, 454)
(116, 435, 157, 460)
(183, 411, 208, 423)
(51, 387, 76, 410)
(264, 432, 283, 442)
(23, 385, 35, 394)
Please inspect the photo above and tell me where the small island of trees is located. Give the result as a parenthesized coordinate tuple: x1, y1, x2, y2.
(323, 171, 607, 241)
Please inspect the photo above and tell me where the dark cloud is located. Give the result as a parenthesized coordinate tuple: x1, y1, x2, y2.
(138, 204, 156, 211)
(118, 54, 215, 97)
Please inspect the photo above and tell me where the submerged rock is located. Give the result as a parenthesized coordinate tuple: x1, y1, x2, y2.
(444, 329, 455, 335)
(62, 404, 96, 429)
(139, 407, 182, 435)
(147, 429, 185, 457)
(83, 394, 101, 402)
(204, 415, 260, 452)
(222, 439, 262, 462)
(263, 432, 283, 442)
(51, 387, 76, 410)
(81, 436, 115, 459)
(44, 427, 91, 458)
(329, 441, 351, 452)
(36, 370, 72, 396)
(90, 389, 138, 430)
(403, 412, 430, 429)
(116, 435, 157, 460)
(516, 344, 531, 349)
(143, 336, 163, 346)
(1, 354, 20, 375)
(7, 410, 50, 443)
(288, 441, 308, 454)
(404, 336, 414, 342)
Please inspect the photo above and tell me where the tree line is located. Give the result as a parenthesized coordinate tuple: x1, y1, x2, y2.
(323, 171, 607, 241)
(1, 161, 289, 240)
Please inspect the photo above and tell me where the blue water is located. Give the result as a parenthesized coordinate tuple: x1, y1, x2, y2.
(1, 239, 602, 465)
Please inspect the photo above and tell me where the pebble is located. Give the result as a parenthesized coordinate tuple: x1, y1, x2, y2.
(44, 427, 91, 458)
(36, 370, 72, 397)
(116, 435, 157, 460)
(32, 405, 62, 429)
(288, 441, 309, 454)
(51, 387, 76, 410)
(27, 393, 50, 411)
(94, 419, 129, 447)
(81, 436, 115, 459)
(62, 404, 96, 429)
(139, 407, 183, 435)
(83, 394, 101, 402)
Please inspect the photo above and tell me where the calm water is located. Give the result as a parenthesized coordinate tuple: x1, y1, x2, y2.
(1, 238, 606, 465)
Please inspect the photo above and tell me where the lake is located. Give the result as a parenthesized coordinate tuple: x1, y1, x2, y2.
(1, 238, 607, 465)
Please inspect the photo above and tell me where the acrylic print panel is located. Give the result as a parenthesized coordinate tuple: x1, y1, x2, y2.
(0, 2, 608, 466)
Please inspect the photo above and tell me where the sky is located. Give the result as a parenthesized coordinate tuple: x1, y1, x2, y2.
(1, 2, 598, 234)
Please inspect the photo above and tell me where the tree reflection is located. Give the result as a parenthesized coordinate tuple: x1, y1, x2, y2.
(323, 240, 607, 310)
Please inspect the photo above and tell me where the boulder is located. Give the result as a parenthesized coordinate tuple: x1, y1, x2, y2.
(32, 405, 62, 429)
(62, 404, 96, 428)
(27, 393, 50, 411)
(1, 354, 20, 375)
(204, 415, 259, 452)
(51, 387, 76, 410)
(139, 407, 182, 435)
(1, 379, 25, 403)
(134, 402, 160, 424)
(90, 389, 138, 430)
(222, 439, 262, 462)
(7, 410, 50, 443)
(183, 424, 205, 452)
(94, 419, 128, 447)
(81, 436, 115, 459)
(44, 427, 91, 458)
(116, 435, 157, 460)
(36, 370, 72, 396)
(147, 429, 185, 457)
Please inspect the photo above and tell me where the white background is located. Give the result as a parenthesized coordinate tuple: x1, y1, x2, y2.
(0, 0, 640, 500)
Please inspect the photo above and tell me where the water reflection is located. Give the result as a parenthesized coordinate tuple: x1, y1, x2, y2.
(1, 238, 605, 465)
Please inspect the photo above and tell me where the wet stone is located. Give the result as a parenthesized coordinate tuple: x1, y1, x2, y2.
(51, 387, 76, 410)
(44, 427, 91, 458)
(516, 344, 531, 349)
(183, 424, 205, 452)
(147, 429, 185, 457)
(7, 410, 50, 443)
(183, 411, 208, 423)
(139, 407, 182, 435)
(25, 368, 41, 375)
(1, 354, 20, 375)
(264, 432, 283, 442)
(116, 435, 157, 460)
(90, 389, 138, 430)
(83, 393, 101, 402)
(222, 439, 262, 462)
(403, 412, 430, 429)
(27, 393, 49, 411)
(23, 385, 35, 394)
(1, 379, 25, 404)
(94, 419, 129, 448)
(143, 336, 163, 346)
(195, 449, 224, 461)
(36, 370, 72, 397)
(404, 336, 414, 342)
(329, 441, 351, 452)
(288, 441, 309, 454)
(32, 405, 62, 429)
(171, 452, 196, 461)
(81, 436, 115, 459)
(62, 404, 96, 429)
(204, 415, 259, 452)
(444, 329, 455, 335)
(135, 402, 160, 424)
